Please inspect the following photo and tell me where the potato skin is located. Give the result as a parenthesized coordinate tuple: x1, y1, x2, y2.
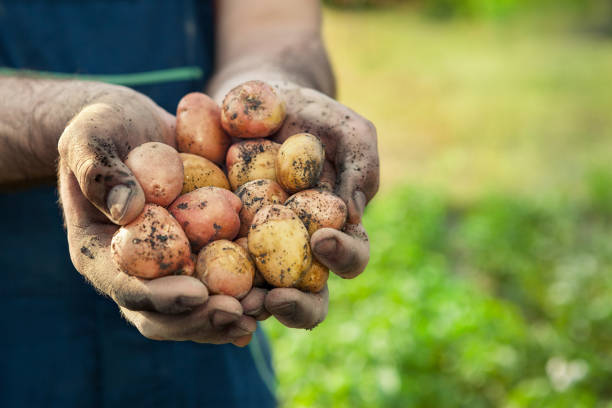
(226, 139, 280, 190)
(276, 133, 325, 193)
(125, 142, 184, 207)
(221, 80, 286, 138)
(196, 240, 254, 299)
(285, 189, 347, 236)
(248, 205, 312, 288)
(111, 204, 194, 279)
(235, 179, 289, 237)
(180, 153, 230, 193)
(295, 260, 329, 293)
(176, 92, 231, 165)
(168, 187, 242, 250)
(235, 237, 267, 287)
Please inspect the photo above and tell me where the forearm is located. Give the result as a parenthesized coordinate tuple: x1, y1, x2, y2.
(207, 0, 335, 102)
(0, 77, 119, 187)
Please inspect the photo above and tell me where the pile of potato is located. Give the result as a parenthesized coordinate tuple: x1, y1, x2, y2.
(111, 80, 347, 300)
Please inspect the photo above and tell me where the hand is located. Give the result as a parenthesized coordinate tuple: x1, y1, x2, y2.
(57, 86, 256, 345)
(249, 82, 380, 329)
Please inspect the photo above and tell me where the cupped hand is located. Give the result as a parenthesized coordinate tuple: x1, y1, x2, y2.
(249, 82, 379, 329)
(57, 87, 256, 345)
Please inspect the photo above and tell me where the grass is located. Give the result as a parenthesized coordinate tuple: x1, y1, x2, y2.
(263, 5, 612, 407)
(321, 5, 612, 201)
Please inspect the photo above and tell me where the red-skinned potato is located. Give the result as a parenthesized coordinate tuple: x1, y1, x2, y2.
(248, 205, 312, 288)
(276, 133, 325, 194)
(180, 153, 230, 193)
(295, 260, 329, 293)
(111, 204, 194, 279)
(235, 179, 289, 237)
(226, 139, 280, 190)
(285, 189, 347, 236)
(176, 92, 231, 165)
(168, 187, 241, 250)
(235, 237, 267, 287)
(196, 240, 254, 299)
(221, 80, 286, 138)
(125, 142, 184, 207)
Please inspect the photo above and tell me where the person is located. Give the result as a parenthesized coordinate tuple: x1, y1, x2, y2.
(0, 0, 379, 406)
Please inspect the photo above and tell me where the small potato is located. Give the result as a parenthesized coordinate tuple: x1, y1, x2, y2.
(316, 160, 336, 192)
(176, 92, 231, 165)
(111, 204, 194, 279)
(226, 139, 280, 190)
(196, 240, 254, 299)
(235, 179, 289, 237)
(276, 133, 325, 194)
(285, 189, 347, 236)
(125, 142, 184, 207)
(168, 187, 241, 250)
(295, 260, 329, 293)
(235, 237, 267, 287)
(221, 80, 286, 138)
(180, 153, 230, 193)
(248, 205, 312, 288)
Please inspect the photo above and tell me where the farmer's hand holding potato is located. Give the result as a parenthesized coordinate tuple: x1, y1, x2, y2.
(1, 0, 379, 348)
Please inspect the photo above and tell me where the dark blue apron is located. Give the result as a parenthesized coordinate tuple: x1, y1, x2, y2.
(0, 1, 276, 406)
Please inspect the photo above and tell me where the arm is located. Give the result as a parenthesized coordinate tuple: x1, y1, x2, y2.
(210, 0, 379, 329)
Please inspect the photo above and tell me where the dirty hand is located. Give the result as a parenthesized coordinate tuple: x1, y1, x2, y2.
(248, 82, 380, 329)
(57, 86, 255, 345)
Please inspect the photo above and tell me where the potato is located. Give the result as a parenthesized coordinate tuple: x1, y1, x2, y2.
(295, 260, 329, 293)
(235, 237, 267, 287)
(285, 189, 347, 236)
(125, 142, 184, 207)
(221, 80, 286, 139)
(168, 187, 241, 250)
(111, 204, 194, 279)
(226, 139, 280, 190)
(276, 133, 325, 193)
(235, 179, 289, 237)
(248, 205, 312, 288)
(180, 153, 230, 193)
(196, 240, 254, 299)
(176, 92, 231, 165)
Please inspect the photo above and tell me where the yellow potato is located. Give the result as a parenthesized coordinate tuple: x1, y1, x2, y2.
(196, 240, 254, 299)
(180, 153, 230, 193)
(234, 237, 267, 287)
(226, 139, 280, 190)
(276, 133, 325, 193)
(235, 179, 289, 237)
(285, 189, 347, 236)
(248, 205, 312, 288)
(295, 260, 329, 293)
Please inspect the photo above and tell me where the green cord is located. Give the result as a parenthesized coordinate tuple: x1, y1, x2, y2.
(0, 66, 203, 86)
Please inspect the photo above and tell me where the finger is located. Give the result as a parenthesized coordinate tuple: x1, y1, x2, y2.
(311, 224, 369, 279)
(334, 119, 380, 223)
(241, 287, 267, 316)
(232, 334, 253, 347)
(58, 103, 145, 225)
(265, 286, 329, 329)
(131, 295, 244, 342)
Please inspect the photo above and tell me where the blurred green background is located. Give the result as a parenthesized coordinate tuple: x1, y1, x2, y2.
(262, 0, 612, 407)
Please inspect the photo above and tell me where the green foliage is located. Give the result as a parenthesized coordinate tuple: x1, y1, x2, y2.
(264, 171, 612, 407)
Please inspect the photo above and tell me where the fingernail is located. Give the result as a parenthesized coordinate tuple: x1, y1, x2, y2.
(353, 190, 366, 217)
(107, 185, 131, 221)
(177, 295, 206, 308)
(212, 310, 240, 327)
(272, 302, 296, 317)
(228, 327, 252, 337)
(314, 238, 337, 257)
